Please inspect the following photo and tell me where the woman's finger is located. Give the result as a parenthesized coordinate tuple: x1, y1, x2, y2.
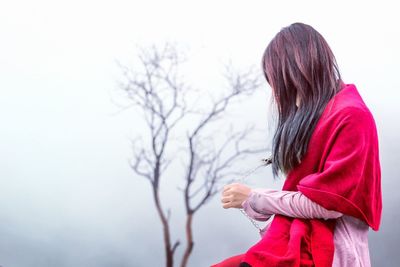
(223, 182, 241, 193)
(223, 185, 231, 193)
(222, 202, 232, 209)
(221, 196, 232, 203)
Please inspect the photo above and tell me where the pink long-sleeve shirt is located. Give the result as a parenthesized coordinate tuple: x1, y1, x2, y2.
(241, 188, 371, 267)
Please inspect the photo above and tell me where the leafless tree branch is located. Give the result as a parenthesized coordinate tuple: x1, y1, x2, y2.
(117, 42, 265, 267)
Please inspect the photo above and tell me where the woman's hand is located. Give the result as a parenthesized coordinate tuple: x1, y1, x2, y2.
(221, 182, 252, 209)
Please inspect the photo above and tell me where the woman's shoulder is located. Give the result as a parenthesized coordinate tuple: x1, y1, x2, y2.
(314, 85, 377, 146)
(323, 84, 376, 127)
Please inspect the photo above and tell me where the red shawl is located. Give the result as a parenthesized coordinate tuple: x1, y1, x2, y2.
(240, 84, 382, 267)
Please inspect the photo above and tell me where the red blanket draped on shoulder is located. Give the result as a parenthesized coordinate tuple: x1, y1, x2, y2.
(240, 84, 382, 267)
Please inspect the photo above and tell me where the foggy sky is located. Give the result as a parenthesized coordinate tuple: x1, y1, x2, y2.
(0, 0, 399, 266)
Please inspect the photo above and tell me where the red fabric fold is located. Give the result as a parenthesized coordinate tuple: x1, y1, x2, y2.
(240, 84, 382, 266)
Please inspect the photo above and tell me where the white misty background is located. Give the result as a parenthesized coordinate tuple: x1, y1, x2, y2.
(0, 0, 399, 266)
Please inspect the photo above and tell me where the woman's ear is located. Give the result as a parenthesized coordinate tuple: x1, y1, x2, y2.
(296, 94, 300, 107)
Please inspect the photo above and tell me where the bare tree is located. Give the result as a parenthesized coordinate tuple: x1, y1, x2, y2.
(117, 42, 266, 267)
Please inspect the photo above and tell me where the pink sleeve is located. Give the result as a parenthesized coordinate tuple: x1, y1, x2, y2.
(241, 195, 272, 222)
(241, 188, 343, 220)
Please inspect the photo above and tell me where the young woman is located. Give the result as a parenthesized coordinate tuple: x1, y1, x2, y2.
(210, 23, 382, 267)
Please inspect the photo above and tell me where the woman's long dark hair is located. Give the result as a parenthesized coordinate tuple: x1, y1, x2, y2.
(262, 22, 342, 178)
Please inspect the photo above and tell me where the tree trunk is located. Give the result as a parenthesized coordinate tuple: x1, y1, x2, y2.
(180, 213, 194, 267)
(153, 188, 174, 267)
